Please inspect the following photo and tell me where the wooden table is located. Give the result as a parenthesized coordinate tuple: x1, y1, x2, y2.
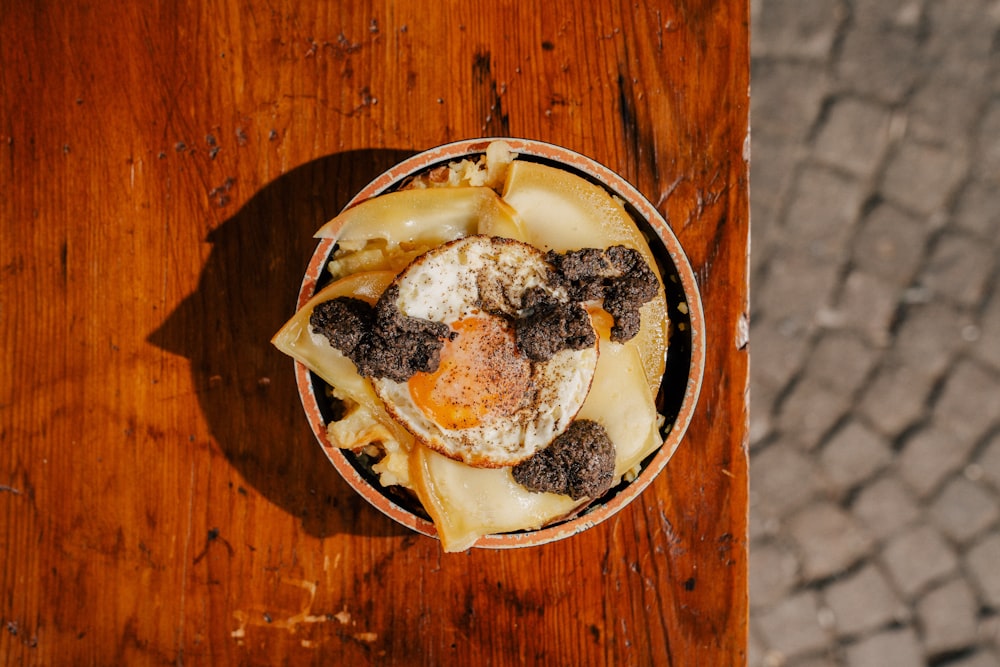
(1, 1, 749, 664)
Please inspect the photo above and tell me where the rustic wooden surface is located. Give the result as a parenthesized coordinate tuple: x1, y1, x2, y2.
(1, 1, 749, 664)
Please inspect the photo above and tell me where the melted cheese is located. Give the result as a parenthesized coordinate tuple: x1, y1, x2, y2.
(315, 186, 525, 249)
(577, 337, 661, 479)
(410, 444, 584, 552)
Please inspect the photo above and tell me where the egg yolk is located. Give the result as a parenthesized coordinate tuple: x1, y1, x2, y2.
(585, 304, 615, 340)
(409, 315, 532, 430)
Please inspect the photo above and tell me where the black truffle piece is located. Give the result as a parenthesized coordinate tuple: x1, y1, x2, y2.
(512, 420, 615, 500)
(309, 286, 453, 383)
(366, 285, 453, 382)
(546, 247, 609, 301)
(545, 245, 659, 343)
(309, 297, 373, 358)
(601, 246, 659, 342)
(514, 287, 596, 362)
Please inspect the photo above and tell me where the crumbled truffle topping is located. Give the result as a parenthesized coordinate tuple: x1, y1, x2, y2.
(545, 245, 659, 343)
(309, 297, 373, 358)
(310, 285, 453, 383)
(511, 419, 615, 500)
(514, 286, 596, 362)
(311, 244, 657, 382)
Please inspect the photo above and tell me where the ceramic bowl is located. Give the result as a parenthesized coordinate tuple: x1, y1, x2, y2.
(293, 138, 705, 548)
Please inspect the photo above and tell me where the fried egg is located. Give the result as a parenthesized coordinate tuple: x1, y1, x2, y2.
(373, 235, 600, 468)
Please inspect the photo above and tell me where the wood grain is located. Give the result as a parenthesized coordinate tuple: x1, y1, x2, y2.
(1, 0, 749, 664)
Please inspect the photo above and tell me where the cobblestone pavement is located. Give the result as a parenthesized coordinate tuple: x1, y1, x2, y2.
(749, 1, 1000, 665)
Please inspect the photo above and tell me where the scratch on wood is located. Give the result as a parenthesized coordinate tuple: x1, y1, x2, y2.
(617, 71, 638, 156)
(175, 460, 196, 661)
(0, 485, 22, 495)
(655, 10, 664, 51)
(192, 527, 235, 565)
(60, 240, 68, 284)
(471, 50, 509, 135)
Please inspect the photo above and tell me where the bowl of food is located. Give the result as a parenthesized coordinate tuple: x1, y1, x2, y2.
(272, 138, 704, 552)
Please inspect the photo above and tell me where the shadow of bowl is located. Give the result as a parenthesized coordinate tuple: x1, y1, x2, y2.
(147, 149, 416, 539)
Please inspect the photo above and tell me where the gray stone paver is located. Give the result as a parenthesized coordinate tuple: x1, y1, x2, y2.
(932, 359, 1000, 443)
(891, 299, 972, 379)
(909, 68, 991, 148)
(827, 269, 898, 346)
(976, 94, 1000, 182)
(858, 362, 936, 437)
(978, 432, 1000, 493)
(928, 476, 999, 544)
(777, 376, 852, 451)
(973, 289, 1000, 373)
(924, 0, 1000, 78)
(881, 524, 959, 600)
(752, 61, 829, 141)
(805, 331, 879, 396)
(783, 165, 866, 261)
(982, 619, 1000, 659)
(917, 577, 980, 658)
(789, 656, 839, 667)
(849, 0, 923, 29)
(752, 0, 843, 60)
(756, 590, 833, 660)
(819, 420, 891, 497)
(823, 564, 906, 638)
(756, 249, 841, 332)
(966, 533, 1000, 608)
(749, 375, 780, 448)
(748, 623, 766, 667)
(789, 502, 872, 583)
(750, 1, 1000, 663)
(748, 132, 801, 277)
(835, 27, 920, 104)
(879, 138, 967, 216)
(814, 98, 894, 178)
(843, 628, 924, 667)
(954, 179, 1000, 242)
(751, 439, 830, 518)
(850, 474, 920, 539)
(750, 541, 801, 609)
(850, 202, 927, 287)
(921, 232, 996, 308)
(898, 425, 978, 499)
(751, 314, 813, 390)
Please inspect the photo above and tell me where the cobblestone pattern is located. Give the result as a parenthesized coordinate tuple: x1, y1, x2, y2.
(749, 1, 1000, 665)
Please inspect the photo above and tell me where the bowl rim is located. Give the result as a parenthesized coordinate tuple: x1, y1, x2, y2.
(293, 137, 706, 549)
